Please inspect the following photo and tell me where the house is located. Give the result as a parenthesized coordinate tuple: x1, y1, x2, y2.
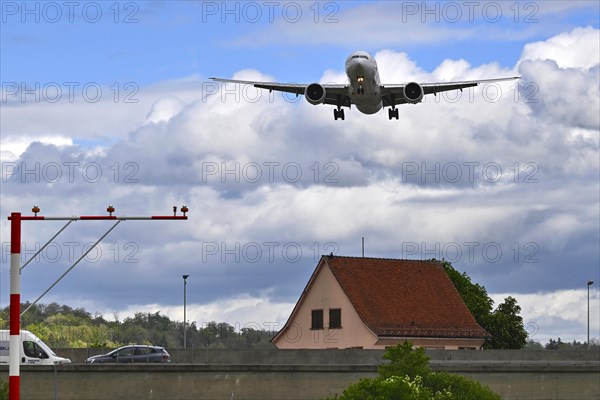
(272, 255, 488, 349)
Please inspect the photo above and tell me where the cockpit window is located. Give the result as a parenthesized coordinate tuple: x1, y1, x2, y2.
(351, 55, 369, 60)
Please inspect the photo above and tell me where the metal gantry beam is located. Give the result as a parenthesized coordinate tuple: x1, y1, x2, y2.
(7, 205, 188, 400)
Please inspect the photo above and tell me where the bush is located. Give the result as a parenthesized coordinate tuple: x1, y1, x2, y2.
(423, 371, 500, 400)
(378, 341, 430, 380)
(326, 342, 500, 400)
(328, 375, 453, 400)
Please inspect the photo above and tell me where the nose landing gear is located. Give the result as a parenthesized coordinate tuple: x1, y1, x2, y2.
(334, 108, 345, 120)
(356, 76, 365, 95)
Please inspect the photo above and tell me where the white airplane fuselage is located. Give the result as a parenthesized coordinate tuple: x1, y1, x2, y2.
(344, 51, 382, 114)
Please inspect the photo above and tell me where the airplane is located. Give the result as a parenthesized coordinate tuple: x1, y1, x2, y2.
(211, 51, 520, 120)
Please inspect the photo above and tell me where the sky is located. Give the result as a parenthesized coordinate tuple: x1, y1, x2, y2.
(0, 1, 599, 346)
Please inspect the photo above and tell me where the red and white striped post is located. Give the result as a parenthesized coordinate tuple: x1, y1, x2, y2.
(7, 206, 188, 400)
(9, 212, 22, 400)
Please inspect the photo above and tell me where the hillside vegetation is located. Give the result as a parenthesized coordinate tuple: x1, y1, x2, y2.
(0, 303, 274, 349)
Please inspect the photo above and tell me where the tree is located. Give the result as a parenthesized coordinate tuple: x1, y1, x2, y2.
(440, 260, 528, 349)
(327, 375, 453, 400)
(485, 296, 528, 349)
(441, 261, 494, 320)
(545, 338, 562, 350)
(524, 340, 543, 350)
(378, 342, 430, 380)
(326, 342, 500, 400)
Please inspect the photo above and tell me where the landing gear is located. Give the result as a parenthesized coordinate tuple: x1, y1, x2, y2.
(334, 95, 345, 120)
(356, 76, 365, 94)
(387, 94, 399, 120)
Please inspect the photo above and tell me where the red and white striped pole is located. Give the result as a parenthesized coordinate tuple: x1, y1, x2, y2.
(9, 212, 22, 400)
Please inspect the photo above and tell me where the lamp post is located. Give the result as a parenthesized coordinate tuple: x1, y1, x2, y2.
(183, 275, 190, 349)
(588, 280, 594, 349)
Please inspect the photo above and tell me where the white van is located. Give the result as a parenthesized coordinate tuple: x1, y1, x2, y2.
(0, 330, 71, 365)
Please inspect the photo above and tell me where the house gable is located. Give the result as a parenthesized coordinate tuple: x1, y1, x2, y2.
(272, 258, 377, 349)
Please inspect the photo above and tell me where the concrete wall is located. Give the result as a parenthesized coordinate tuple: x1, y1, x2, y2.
(1, 349, 598, 400)
(53, 347, 600, 364)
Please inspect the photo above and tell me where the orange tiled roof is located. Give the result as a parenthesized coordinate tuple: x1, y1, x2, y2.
(324, 256, 488, 339)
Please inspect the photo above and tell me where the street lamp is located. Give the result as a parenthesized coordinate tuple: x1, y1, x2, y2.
(588, 280, 594, 350)
(183, 275, 190, 349)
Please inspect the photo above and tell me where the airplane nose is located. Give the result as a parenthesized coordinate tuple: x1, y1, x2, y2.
(349, 59, 367, 75)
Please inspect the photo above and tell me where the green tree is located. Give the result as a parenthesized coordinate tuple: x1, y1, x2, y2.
(441, 261, 494, 320)
(423, 371, 500, 400)
(329, 375, 453, 400)
(327, 342, 500, 400)
(524, 340, 543, 350)
(378, 342, 430, 380)
(441, 260, 527, 349)
(485, 296, 527, 349)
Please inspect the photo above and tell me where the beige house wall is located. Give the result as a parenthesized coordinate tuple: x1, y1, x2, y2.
(273, 262, 379, 349)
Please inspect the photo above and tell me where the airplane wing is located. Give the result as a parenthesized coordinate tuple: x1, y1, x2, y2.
(381, 76, 520, 107)
(211, 76, 519, 110)
(210, 78, 352, 108)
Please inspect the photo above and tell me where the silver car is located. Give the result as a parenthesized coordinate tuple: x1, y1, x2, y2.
(86, 345, 171, 363)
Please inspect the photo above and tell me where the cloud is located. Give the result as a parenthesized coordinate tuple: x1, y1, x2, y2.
(222, 2, 599, 48)
(520, 26, 600, 69)
(0, 135, 73, 162)
(145, 96, 186, 124)
(0, 75, 208, 161)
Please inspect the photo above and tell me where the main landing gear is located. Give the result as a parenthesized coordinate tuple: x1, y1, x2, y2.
(388, 94, 399, 120)
(334, 94, 345, 120)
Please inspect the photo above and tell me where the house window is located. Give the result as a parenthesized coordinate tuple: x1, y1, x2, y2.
(311, 309, 323, 330)
(329, 308, 342, 329)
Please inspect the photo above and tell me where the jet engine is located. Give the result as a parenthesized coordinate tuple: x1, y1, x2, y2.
(403, 82, 424, 104)
(305, 83, 326, 105)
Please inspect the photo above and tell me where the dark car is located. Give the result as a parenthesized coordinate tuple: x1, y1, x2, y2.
(86, 345, 171, 364)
